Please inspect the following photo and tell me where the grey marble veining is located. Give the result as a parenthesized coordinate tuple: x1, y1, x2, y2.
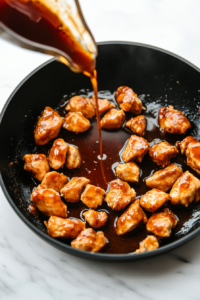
(1, 0, 200, 299)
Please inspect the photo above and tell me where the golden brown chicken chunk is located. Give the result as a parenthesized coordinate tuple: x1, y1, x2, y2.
(116, 199, 147, 235)
(71, 228, 107, 252)
(104, 179, 136, 211)
(48, 138, 68, 169)
(159, 105, 191, 134)
(177, 136, 200, 174)
(146, 208, 177, 238)
(40, 171, 68, 193)
(23, 154, 50, 182)
(135, 236, 159, 254)
(65, 145, 81, 169)
(31, 187, 68, 217)
(63, 112, 90, 134)
(122, 135, 149, 163)
(81, 184, 105, 209)
(140, 189, 170, 212)
(170, 171, 200, 207)
(185, 142, 200, 175)
(145, 163, 183, 192)
(65, 96, 95, 119)
(115, 86, 145, 114)
(83, 210, 108, 228)
(60, 177, 90, 203)
(178, 136, 198, 154)
(34, 107, 63, 145)
(149, 141, 178, 168)
(45, 216, 85, 238)
(125, 115, 146, 136)
(90, 96, 116, 115)
(115, 162, 140, 183)
(100, 109, 125, 129)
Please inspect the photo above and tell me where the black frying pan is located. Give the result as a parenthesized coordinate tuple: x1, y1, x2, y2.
(1, 41, 200, 261)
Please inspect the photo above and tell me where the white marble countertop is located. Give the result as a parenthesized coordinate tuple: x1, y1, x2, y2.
(1, 0, 200, 299)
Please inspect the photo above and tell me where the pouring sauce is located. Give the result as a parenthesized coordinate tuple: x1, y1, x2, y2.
(0, 0, 105, 181)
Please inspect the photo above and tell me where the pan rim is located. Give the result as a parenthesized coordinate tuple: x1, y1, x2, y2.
(0, 40, 200, 261)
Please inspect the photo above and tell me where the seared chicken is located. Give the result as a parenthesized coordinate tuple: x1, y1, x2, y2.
(48, 138, 68, 169)
(83, 210, 108, 228)
(135, 235, 159, 253)
(45, 216, 85, 238)
(23, 154, 50, 181)
(115, 86, 145, 114)
(115, 162, 140, 183)
(146, 163, 183, 192)
(65, 96, 95, 119)
(149, 141, 178, 168)
(170, 171, 200, 207)
(81, 184, 105, 209)
(116, 199, 147, 235)
(177, 136, 200, 175)
(60, 177, 90, 203)
(100, 108, 125, 129)
(31, 187, 68, 217)
(65, 145, 81, 169)
(104, 179, 136, 211)
(90, 96, 116, 115)
(71, 228, 107, 252)
(63, 112, 90, 133)
(146, 208, 177, 238)
(40, 171, 68, 192)
(122, 135, 149, 163)
(34, 107, 63, 145)
(159, 105, 191, 134)
(140, 189, 170, 212)
(178, 136, 198, 154)
(125, 115, 146, 136)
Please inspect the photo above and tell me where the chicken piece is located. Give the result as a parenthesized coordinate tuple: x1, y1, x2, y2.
(81, 184, 105, 209)
(100, 109, 125, 129)
(170, 171, 200, 207)
(83, 210, 108, 228)
(40, 171, 68, 193)
(104, 179, 136, 211)
(48, 138, 68, 169)
(177, 136, 198, 154)
(45, 216, 85, 238)
(140, 189, 170, 212)
(149, 141, 178, 168)
(60, 177, 90, 203)
(23, 154, 50, 182)
(125, 115, 146, 136)
(65, 96, 95, 119)
(135, 236, 159, 254)
(122, 135, 149, 163)
(115, 86, 145, 114)
(65, 145, 81, 169)
(115, 162, 140, 183)
(31, 187, 67, 217)
(63, 112, 90, 134)
(90, 95, 116, 115)
(145, 163, 183, 192)
(71, 228, 107, 253)
(34, 107, 63, 145)
(185, 142, 200, 175)
(116, 199, 147, 235)
(146, 208, 177, 238)
(159, 105, 191, 134)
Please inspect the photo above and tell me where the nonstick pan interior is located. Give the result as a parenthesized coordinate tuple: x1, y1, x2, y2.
(1, 42, 200, 261)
